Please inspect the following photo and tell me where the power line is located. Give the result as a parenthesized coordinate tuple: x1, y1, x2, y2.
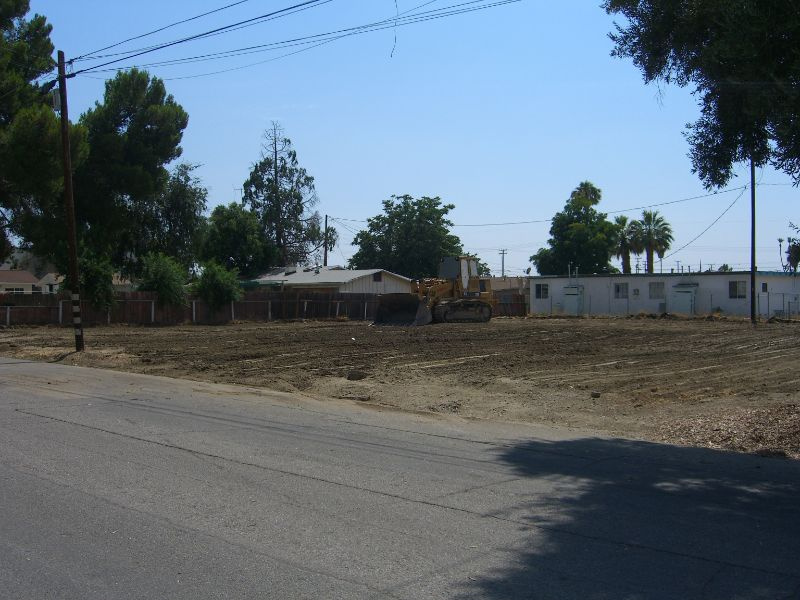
(453, 185, 748, 227)
(70, 0, 330, 76)
(73, 0, 519, 80)
(328, 183, 753, 229)
(72, 0, 260, 62)
(662, 185, 748, 260)
(73, 0, 338, 63)
(71, 0, 442, 64)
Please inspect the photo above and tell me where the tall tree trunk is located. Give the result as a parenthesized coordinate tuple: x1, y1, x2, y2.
(271, 127, 286, 266)
(646, 246, 654, 273)
(622, 251, 631, 274)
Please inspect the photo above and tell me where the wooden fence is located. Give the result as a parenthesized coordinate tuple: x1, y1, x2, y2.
(0, 289, 528, 327)
(493, 292, 528, 317)
(0, 291, 381, 327)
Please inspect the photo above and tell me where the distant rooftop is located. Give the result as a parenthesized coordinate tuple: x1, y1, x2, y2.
(529, 270, 797, 278)
(251, 266, 411, 286)
(0, 270, 40, 284)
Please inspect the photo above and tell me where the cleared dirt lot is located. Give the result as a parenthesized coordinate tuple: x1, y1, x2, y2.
(2, 317, 798, 458)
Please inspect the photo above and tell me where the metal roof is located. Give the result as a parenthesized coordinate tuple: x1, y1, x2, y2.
(250, 266, 412, 286)
(528, 270, 797, 279)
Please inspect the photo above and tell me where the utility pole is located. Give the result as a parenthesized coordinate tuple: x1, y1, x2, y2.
(57, 50, 84, 352)
(750, 158, 757, 325)
(499, 249, 507, 277)
(323, 214, 328, 267)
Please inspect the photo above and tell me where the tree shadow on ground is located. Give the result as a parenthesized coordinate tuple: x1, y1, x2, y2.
(458, 437, 800, 600)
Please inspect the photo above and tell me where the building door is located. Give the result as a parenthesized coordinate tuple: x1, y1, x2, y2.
(563, 286, 584, 316)
(670, 290, 695, 315)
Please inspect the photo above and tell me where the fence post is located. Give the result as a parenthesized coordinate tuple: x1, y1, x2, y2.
(59, 299, 63, 324)
(107, 307, 111, 325)
(5, 306, 9, 326)
(303, 300, 308, 318)
(231, 301, 235, 321)
(151, 300, 155, 324)
(363, 301, 367, 321)
(267, 300, 272, 321)
(192, 300, 196, 323)
(335, 301, 341, 318)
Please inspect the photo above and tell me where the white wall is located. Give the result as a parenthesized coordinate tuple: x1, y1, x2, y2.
(0, 282, 34, 294)
(340, 273, 412, 294)
(530, 272, 800, 317)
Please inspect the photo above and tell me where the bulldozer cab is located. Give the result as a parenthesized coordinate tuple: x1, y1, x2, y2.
(439, 256, 491, 296)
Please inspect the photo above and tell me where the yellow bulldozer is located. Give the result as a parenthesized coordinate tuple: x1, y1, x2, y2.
(374, 256, 495, 325)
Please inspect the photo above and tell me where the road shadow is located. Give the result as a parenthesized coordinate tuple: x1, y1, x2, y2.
(48, 351, 80, 363)
(458, 437, 800, 600)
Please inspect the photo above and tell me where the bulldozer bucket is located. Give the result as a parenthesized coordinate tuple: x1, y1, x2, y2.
(374, 294, 432, 326)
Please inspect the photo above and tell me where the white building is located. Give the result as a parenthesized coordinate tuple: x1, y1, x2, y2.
(529, 271, 800, 318)
(250, 266, 413, 294)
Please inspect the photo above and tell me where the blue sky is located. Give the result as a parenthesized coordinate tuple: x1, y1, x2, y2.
(32, 0, 797, 275)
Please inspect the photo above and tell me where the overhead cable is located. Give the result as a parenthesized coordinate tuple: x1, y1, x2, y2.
(71, 0, 259, 62)
(70, 0, 329, 76)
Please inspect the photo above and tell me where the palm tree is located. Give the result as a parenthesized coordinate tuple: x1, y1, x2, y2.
(632, 210, 673, 273)
(613, 215, 642, 274)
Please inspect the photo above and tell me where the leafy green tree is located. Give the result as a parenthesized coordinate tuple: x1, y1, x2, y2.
(193, 261, 242, 312)
(202, 203, 275, 277)
(629, 210, 673, 274)
(717, 264, 733, 273)
(0, 103, 88, 261)
(142, 164, 207, 271)
(243, 122, 335, 266)
(604, 1, 800, 186)
(472, 256, 491, 277)
(613, 215, 642, 274)
(138, 253, 187, 308)
(0, 1, 54, 128)
(0, 228, 11, 263)
(529, 182, 618, 276)
(60, 248, 115, 310)
(786, 224, 800, 274)
(0, 3, 88, 258)
(73, 69, 189, 274)
(349, 194, 463, 279)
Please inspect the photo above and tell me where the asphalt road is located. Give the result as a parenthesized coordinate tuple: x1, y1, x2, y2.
(1, 356, 799, 600)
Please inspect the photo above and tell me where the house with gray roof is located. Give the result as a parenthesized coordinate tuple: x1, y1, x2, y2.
(250, 266, 413, 295)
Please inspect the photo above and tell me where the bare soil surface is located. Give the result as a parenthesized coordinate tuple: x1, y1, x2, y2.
(2, 317, 798, 458)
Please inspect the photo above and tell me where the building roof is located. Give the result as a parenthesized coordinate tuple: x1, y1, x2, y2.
(0, 270, 39, 284)
(251, 266, 411, 286)
(529, 270, 796, 279)
(38, 272, 64, 285)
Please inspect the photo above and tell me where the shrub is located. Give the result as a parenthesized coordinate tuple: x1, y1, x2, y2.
(193, 261, 242, 312)
(138, 253, 188, 308)
(61, 249, 115, 310)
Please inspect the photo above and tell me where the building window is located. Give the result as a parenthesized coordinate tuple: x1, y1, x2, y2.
(614, 283, 628, 299)
(372, 272, 382, 282)
(2, 287, 24, 294)
(729, 281, 747, 299)
(535, 283, 549, 299)
(649, 282, 665, 300)
(761, 282, 768, 293)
